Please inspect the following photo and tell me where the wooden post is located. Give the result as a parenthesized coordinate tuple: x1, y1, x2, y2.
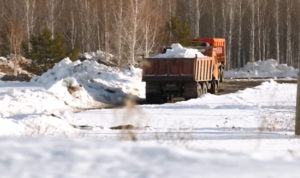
(296, 72, 300, 135)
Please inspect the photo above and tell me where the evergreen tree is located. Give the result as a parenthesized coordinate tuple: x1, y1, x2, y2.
(170, 16, 191, 46)
(25, 28, 78, 75)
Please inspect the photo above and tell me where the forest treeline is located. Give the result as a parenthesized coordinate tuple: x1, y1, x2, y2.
(0, 0, 299, 70)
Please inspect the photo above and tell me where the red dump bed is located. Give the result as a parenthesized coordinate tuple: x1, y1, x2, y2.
(142, 57, 214, 82)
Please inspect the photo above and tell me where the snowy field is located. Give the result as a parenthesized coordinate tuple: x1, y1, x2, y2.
(0, 57, 299, 178)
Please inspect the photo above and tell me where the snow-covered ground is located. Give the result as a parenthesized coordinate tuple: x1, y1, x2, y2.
(0, 80, 299, 177)
(0, 53, 299, 177)
(225, 59, 299, 78)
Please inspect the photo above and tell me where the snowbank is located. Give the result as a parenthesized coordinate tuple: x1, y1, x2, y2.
(0, 138, 299, 178)
(83, 50, 118, 66)
(0, 57, 7, 62)
(151, 43, 206, 58)
(0, 56, 32, 76)
(225, 59, 299, 78)
(31, 58, 145, 106)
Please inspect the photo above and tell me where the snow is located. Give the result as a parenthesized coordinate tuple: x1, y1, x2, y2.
(0, 138, 299, 178)
(83, 50, 118, 66)
(72, 80, 296, 133)
(0, 56, 32, 76)
(31, 58, 145, 106)
(0, 57, 145, 135)
(0, 56, 299, 177)
(0, 79, 298, 177)
(0, 57, 7, 62)
(225, 59, 299, 78)
(151, 43, 206, 58)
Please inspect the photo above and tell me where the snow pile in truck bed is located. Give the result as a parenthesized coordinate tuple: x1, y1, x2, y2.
(225, 59, 299, 78)
(31, 58, 145, 106)
(151, 43, 206, 58)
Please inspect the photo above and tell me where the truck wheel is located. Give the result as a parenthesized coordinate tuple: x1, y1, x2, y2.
(196, 83, 202, 98)
(219, 67, 224, 83)
(146, 82, 161, 104)
(210, 80, 217, 94)
(202, 83, 208, 94)
(146, 93, 161, 104)
(183, 82, 200, 100)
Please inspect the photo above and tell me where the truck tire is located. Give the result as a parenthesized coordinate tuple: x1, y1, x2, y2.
(183, 82, 201, 100)
(196, 83, 202, 97)
(146, 82, 161, 104)
(202, 83, 208, 94)
(146, 93, 161, 104)
(219, 67, 224, 83)
(210, 80, 217, 94)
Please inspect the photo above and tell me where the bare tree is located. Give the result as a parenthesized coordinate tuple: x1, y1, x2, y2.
(24, 0, 36, 51)
(237, 0, 243, 67)
(193, 0, 205, 37)
(7, 21, 24, 75)
(46, 0, 64, 38)
(249, 0, 255, 62)
(226, 0, 234, 69)
(286, 0, 292, 65)
(275, 0, 280, 63)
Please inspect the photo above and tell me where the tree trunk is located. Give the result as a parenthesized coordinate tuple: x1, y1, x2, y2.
(117, 0, 123, 65)
(237, 0, 242, 67)
(257, 0, 261, 61)
(286, 0, 292, 66)
(211, 1, 216, 37)
(227, 0, 234, 70)
(296, 73, 300, 135)
(250, 0, 255, 62)
(275, 0, 280, 63)
(194, 0, 200, 38)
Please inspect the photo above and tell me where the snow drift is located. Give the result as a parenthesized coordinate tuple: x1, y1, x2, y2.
(151, 43, 206, 58)
(82, 50, 118, 66)
(31, 58, 145, 106)
(225, 59, 299, 78)
(0, 56, 32, 77)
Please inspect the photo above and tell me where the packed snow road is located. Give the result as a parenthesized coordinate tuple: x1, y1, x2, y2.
(72, 80, 296, 136)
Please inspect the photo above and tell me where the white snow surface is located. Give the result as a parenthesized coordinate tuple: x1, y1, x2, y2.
(0, 79, 299, 177)
(31, 58, 145, 106)
(151, 43, 206, 58)
(0, 57, 300, 177)
(225, 59, 299, 78)
(0, 57, 7, 62)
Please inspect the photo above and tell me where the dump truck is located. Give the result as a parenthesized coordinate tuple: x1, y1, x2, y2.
(142, 38, 226, 103)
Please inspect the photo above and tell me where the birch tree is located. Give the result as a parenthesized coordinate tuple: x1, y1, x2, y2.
(46, 0, 64, 39)
(274, 0, 280, 63)
(227, 0, 234, 69)
(237, 0, 243, 67)
(286, 0, 292, 65)
(24, 0, 36, 51)
(249, 0, 255, 62)
(7, 21, 24, 75)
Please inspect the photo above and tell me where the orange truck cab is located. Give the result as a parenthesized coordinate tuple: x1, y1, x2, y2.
(191, 38, 226, 81)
